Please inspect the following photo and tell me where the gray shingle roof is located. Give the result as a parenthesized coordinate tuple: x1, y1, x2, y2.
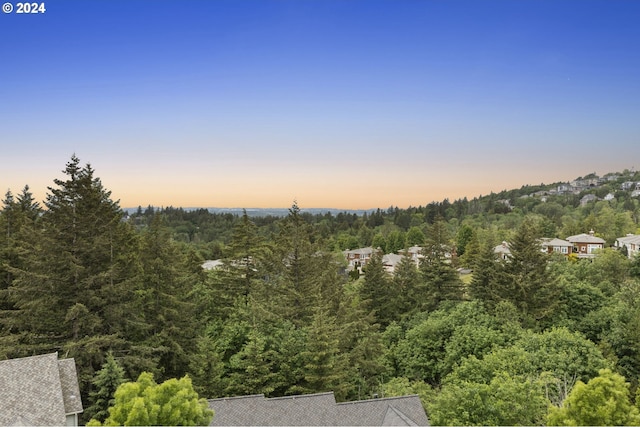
(208, 392, 429, 426)
(541, 238, 572, 247)
(0, 353, 83, 426)
(58, 359, 83, 415)
(566, 233, 606, 244)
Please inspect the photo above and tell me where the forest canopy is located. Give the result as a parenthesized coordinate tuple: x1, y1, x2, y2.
(2, 156, 640, 425)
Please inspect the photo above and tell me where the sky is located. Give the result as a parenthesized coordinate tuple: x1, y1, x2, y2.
(1, 0, 639, 209)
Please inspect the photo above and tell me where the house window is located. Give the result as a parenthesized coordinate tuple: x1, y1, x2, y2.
(587, 245, 600, 254)
(561, 246, 568, 254)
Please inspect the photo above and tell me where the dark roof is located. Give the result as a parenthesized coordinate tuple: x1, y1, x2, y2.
(208, 392, 429, 426)
(0, 353, 83, 426)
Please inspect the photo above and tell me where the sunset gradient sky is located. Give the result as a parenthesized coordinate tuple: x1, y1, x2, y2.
(1, 0, 639, 209)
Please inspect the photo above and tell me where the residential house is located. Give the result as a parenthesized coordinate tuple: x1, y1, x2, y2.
(604, 193, 615, 201)
(0, 353, 83, 426)
(382, 253, 403, 274)
(343, 247, 375, 272)
(622, 181, 636, 190)
(495, 238, 573, 259)
(632, 190, 640, 198)
(566, 231, 606, 259)
(399, 246, 423, 266)
(557, 184, 573, 194)
(202, 259, 224, 270)
(208, 392, 430, 426)
(571, 178, 599, 189)
(494, 241, 511, 260)
(615, 234, 640, 260)
(580, 194, 598, 206)
(540, 238, 573, 256)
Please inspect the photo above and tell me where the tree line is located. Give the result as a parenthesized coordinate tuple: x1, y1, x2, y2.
(2, 155, 640, 425)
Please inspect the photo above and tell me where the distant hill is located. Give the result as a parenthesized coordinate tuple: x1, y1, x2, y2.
(123, 207, 376, 217)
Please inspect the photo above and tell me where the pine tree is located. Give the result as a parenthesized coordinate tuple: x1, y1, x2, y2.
(468, 242, 504, 309)
(3, 156, 145, 403)
(263, 202, 342, 326)
(136, 214, 198, 379)
(210, 210, 270, 320)
(392, 254, 422, 319)
(86, 353, 126, 423)
(420, 218, 464, 310)
(502, 218, 559, 326)
(360, 250, 396, 326)
(300, 305, 349, 399)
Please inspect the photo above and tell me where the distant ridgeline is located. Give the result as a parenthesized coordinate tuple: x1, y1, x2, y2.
(123, 207, 376, 217)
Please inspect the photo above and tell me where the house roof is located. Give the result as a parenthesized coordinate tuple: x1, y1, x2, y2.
(202, 259, 223, 270)
(541, 238, 572, 247)
(0, 353, 83, 426)
(208, 392, 429, 426)
(566, 233, 606, 244)
(382, 253, 403, 268)
(344, 247, 375, 256)
(617, 234, 640, 245)
(494, 242, 511, 255)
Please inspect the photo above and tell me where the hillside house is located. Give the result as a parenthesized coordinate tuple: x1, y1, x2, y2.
(0, 353, 83, 426)
(495, 238, 573, 259)
(208, 392, 429, 426)
(382, 253, 403, 273)
(540, 238, 573, 255)
(580, 194, 598, 206)
(343, 247, 375, 272)
(399, 246, 423, 266)
(566, 231, 606, 259)
(494, 242, 511, 260)
(615, 234, 640, 260)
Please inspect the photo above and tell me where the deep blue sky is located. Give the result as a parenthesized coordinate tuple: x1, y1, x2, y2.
(1, 1, 639, 208)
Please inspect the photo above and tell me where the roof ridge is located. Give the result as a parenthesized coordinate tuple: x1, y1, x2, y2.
(387, 404, 419, 426)
(267, 391, 336, 401)
(208, 394, 265, 402)
(336, 394, 421, 405)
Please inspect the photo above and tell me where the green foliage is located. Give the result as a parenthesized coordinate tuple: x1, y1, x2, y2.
(406, 226, 426, 246)
(4, 159, 640, 426)
(419, 218, 464, 310)
(360, 251, 398, 326)
(95, 372, 213, 426)
(382, 377, 434, 413)
(86, 353, 126, 423)
(547, 368, 640, 426)
(431, 371, 549, 426)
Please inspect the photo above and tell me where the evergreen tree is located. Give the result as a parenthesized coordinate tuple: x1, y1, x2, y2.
(225, 328, 278, 396)
(360, 251, 396, 326)
(263, 202, 342, 326)
(502, 218, 560, 326)
(419, 218, 464, 310)
(392, 254, 422, 318)
(86, 353, 127, 423)
(468, 242, 504, 309)
(300, 305, 349, 400)
(136, 214, 198, 379)
(210, 210, 270, 320)
(2, 156, 145, 403)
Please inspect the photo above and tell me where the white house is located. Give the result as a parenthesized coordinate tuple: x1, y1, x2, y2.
(615, 234, 640, 259)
